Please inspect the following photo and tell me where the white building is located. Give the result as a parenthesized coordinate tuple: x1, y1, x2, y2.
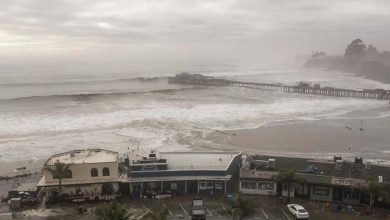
(37, 149, 120, 197)
(127, 150, 242, 197)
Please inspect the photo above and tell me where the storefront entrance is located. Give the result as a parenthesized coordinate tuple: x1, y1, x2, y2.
(187, 180, 198, 194)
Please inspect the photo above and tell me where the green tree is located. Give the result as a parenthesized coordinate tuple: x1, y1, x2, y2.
(95, 201, 130, 220)
(345, 39, 366, 63)
(102, 183, 114, 195)
(232, 194, 256, 220)
(366, 180, 384, 208)
(44, 160, 71, 204)
(273, 170, 301, 203)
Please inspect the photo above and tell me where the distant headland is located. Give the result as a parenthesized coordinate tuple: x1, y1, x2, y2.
(304, 39, 390, 84)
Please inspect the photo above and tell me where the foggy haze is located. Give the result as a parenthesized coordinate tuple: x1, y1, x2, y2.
(1, 0, 390, 74)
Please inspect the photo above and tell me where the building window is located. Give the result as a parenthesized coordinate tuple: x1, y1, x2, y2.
(344, 188, 360, 200)
(171, 183, 177, 190)
(91, 168, 98, 177)
(102, 167, 110, 176)
(313, 186, 329, 196)
(199, 180, 214, 189)
(241, 181, 257, 190)
(215, 181, 224, 190)
(258, 182, 274, 190)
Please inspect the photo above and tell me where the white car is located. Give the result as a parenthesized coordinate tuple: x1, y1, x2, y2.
(286, 204, 309, 219)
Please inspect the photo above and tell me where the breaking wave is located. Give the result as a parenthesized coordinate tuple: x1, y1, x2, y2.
(0, 76, 165, 87)
(0, 85, 200, 103)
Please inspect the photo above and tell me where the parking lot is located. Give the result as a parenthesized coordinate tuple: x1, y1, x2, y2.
(130, 195, 389, 220)
(159, 199, 304, 220)
(1, 195, 388, 220)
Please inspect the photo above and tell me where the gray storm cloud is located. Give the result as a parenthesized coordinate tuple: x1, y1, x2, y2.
(1, 0, 390, 73)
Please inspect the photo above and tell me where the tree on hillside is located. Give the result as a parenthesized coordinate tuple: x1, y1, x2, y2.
(44, 160, 71, 204)
(95, 201, 130, 220)
(345, 39, 366, 63)
(366, 44, 378, 55)
(232, 194, 256, 220)
(273, 170, 302, 203)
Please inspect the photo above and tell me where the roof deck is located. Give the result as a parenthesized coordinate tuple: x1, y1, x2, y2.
(128, 151, 241, 180)
(159, 151, 240, 171)
(244, 155, 390, 183)
(45, 149, 118, 165)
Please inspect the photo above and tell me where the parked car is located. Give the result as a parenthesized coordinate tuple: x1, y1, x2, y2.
(287, 204, 309, 219)
(191, 198, 206, 220)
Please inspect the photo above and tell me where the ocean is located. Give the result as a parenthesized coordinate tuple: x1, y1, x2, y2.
(0, 66, 389, 169)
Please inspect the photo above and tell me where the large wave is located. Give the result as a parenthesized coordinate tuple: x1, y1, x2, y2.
(1, 68, 390, 164)
(0, 76, 165, 87)
(0, 87, 199, 103)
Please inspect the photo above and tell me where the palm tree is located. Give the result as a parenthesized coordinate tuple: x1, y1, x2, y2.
(232, 194, 256, 220)
(273, 170, 301, 203)
(95, 201, 130, 220)
(44, 160, 71, 203)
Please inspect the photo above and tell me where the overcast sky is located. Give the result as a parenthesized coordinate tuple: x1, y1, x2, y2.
(1, 0, 390, 74)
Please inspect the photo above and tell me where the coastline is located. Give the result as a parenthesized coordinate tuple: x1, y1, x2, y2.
(206, 106, 390, 164)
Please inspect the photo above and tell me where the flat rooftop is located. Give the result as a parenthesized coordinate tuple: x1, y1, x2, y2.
(249, 155, 390, 183)
(159, 151, 240, 171)
(46, 149, 118, 165)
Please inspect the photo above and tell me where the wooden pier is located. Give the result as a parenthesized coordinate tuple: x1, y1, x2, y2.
(168, 73, 390, 100)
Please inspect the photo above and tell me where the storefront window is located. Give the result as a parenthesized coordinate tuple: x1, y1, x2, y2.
(313, 186, 329, 196)
(241, 181, 256, 189)
(258, 182, 274, 190)
(199, 180, 214, 189)
(170, 183, 177, 190)
(215, 181, 223, 189)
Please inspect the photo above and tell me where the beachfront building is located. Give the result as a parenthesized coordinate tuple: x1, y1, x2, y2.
(126, 150, 242, 198)
(37, 149, 120, 200)
(240, 155, 390, 206)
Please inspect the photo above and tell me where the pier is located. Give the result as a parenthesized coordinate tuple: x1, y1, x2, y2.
(168, 73, 390, 100)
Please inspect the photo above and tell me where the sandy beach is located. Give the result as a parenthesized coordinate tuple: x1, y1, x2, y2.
(207, 106, 390, 163)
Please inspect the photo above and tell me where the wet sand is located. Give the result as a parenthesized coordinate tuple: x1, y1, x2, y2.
(207, 107, 390, 163)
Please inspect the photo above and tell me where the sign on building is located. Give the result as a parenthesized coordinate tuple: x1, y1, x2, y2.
(331, 177, 367, 188)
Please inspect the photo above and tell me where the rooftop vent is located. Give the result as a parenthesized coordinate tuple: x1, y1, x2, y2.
(354, 157, 363, 164)
(149, 150, 157, 159)
(334, 156, 342, 162)
(268, 158, 276, 169)
(335, 160, 343, 171)
(243, 162, 251, 170)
